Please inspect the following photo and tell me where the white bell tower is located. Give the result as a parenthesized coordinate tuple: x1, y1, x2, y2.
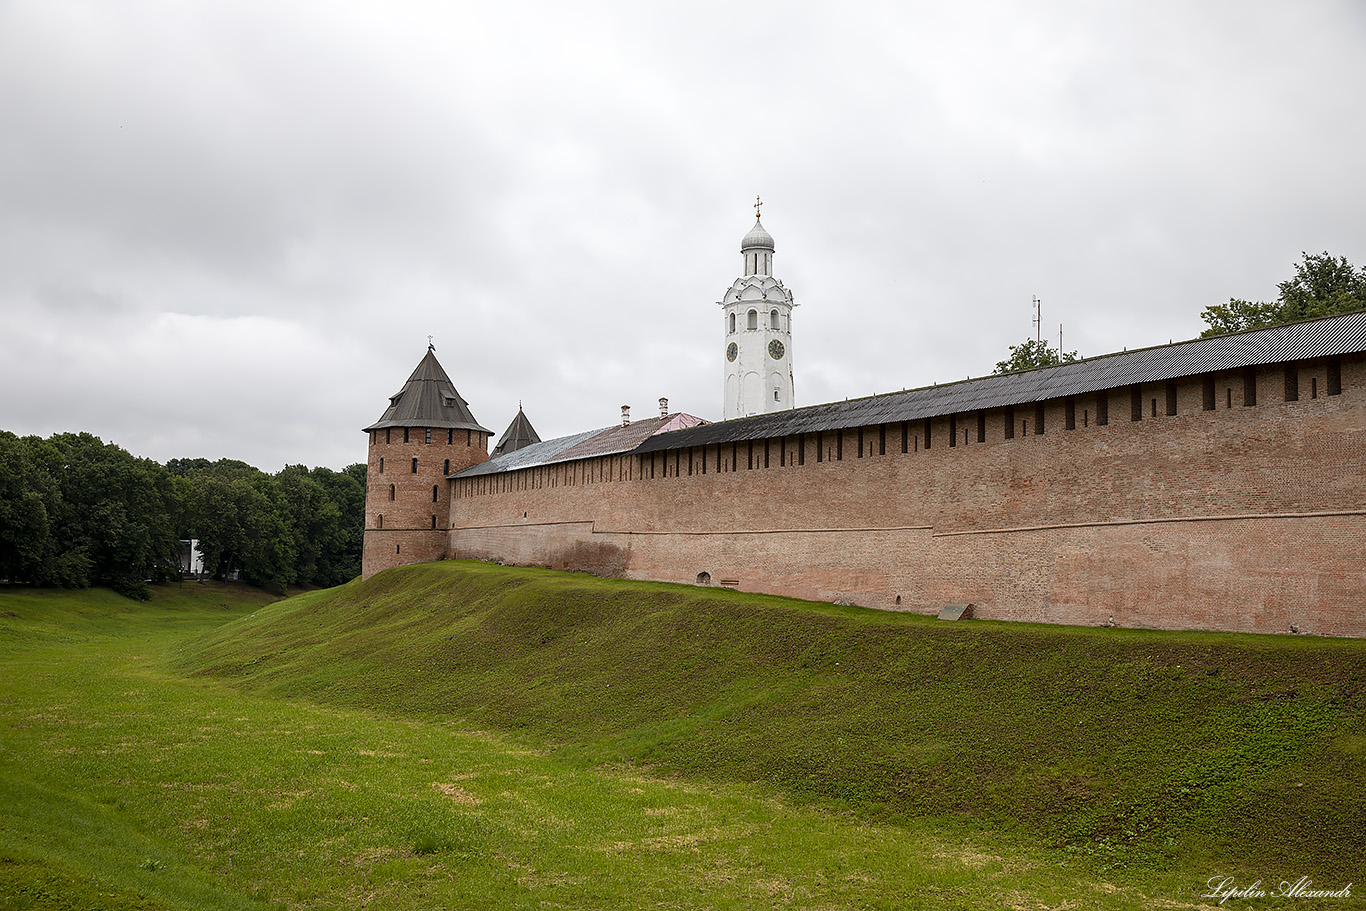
(720, 198, 796, 420)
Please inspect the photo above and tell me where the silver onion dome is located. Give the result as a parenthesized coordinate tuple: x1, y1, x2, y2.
(740, 217, 775, 252)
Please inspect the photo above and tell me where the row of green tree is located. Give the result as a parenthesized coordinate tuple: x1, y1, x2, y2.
(994, 251, 1366, 373)
(0, 431, 366, 597)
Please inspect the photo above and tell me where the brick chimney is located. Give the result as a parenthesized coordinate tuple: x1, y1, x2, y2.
(621, 404, 630, 427)
(659, 397, 669, 417)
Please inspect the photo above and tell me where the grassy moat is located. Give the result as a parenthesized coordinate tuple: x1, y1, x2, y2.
(1, 562, 1361, 909)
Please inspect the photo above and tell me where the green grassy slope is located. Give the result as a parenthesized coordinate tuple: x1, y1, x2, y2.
(7, 582, 1159, 911)
(0, 581, 274, 647)
(0, 583, 285, 911)
(176, 561, 1366, 878)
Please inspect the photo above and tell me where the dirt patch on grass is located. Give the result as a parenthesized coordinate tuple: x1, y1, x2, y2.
(931, 847, 1001, 869)
(351, 846, 402, 869)
(432, 782, 481, 804)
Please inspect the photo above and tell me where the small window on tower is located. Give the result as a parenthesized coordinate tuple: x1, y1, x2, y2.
(770, 309, 779, 329)
(729, 312, 736, 334)
(748, 310, 758, 330)
(774, 389, 779, 401)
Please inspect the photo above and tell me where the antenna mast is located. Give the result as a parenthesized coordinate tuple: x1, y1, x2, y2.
(1032, 296, 1042, 343)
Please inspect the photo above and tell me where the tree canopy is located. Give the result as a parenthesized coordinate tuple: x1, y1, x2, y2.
(0, 432, 181, 596)
(993, 338, 1079, 375)
(0, 431, 366, 597)
(1201, 251, 1366, 337)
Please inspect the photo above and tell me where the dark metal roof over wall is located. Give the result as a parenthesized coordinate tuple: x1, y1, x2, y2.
(444, 311, 1366, 475)
(635, 310, 1366, 454)
(455, 414, 704, 479)
(455, 427, 603, 478)
(364, 347, 493, 434)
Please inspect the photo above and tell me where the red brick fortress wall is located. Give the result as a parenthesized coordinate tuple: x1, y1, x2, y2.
(446, 355, 1366, 636)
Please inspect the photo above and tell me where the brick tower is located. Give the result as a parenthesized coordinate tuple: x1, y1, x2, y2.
(361, 345, 491, 578)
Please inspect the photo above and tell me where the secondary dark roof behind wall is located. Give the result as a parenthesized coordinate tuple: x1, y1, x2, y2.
(492, 407, 541, 457)
(635, 310, 1366, 454)
(364, 347, 493, 434)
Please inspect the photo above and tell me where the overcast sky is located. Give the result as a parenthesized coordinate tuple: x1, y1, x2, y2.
(3, 0, 1364, 471)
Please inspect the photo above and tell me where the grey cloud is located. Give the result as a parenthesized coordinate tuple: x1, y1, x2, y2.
(1, 0, 1363, 471)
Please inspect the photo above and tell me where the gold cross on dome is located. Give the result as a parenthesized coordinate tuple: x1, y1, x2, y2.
(754, 195, 763, 218)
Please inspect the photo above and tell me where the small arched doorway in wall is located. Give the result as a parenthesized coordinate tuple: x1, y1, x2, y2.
(696, 571, 712, 585)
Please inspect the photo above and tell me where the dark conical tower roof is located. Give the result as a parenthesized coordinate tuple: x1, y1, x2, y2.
(492, 406, 541, 457)
(363, 346, 492, 433)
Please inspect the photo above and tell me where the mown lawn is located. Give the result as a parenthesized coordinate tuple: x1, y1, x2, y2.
(1, 570, 1361, 909)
